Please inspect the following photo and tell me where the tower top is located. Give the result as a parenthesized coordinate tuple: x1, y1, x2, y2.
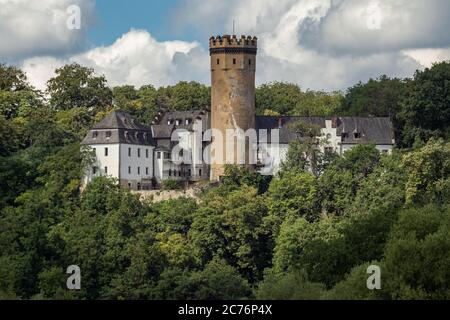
(209, 34, 258, 53)
(209, 35, 257, 47)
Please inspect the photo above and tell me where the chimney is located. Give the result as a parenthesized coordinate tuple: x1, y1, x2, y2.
(331, 116, 338, 128)
(278, 117, 283, 129)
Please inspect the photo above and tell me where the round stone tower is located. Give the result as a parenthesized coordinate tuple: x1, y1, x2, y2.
(209, 34, 257, 181)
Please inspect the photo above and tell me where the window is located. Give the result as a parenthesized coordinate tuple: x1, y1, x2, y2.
(104, 166, 108, 174)
(146, 149, 149, 158)
(92, 148, 96, 154)
(217, 58, 220, 65)
(233, 58, 236, 64)
(106, 131, 111, 139)
(138, 148, 141, 158)
(175, 119, 181, 126)
(185, 118, 192, 125)
(169, 169, 172, 176)
(137, 167, 140, 175)
(104, 147, 108, 156)
(128, 166, 131, 174)
(157, 152, 161, 159)
(354, 132, 362, 139)
(146, 167, 149, 175)
(248, 59, 251, 65)
(92, 167, 97, 174)
(128, 182, 131, 188)
(128, 147, 131, 157)
(199, 169, 202, 176)
(188, 169, 191, 176)
(168, 119, 174, 125)
(179, 171, 181, 177)
(92, 131, 98, 139)
(164, 153, 170, 160)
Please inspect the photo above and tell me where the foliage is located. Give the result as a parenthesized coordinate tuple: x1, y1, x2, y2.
(399, 62, 450, 147)
(256, 82, 342, 116)
(47, 63, 112, 111)
(401, 138, 450, 205)
(161, 179, 182, 191)
(1, 62, 450, 300)
(255, 270, 325, 300)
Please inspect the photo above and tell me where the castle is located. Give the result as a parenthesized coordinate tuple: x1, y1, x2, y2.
(82, 34, 395, 190)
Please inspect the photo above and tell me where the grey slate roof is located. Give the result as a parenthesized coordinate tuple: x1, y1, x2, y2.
(256, 116, 326, 143)
(93, 110, 152, 130)
(337, 117, 394, 145)
(83, 109, 394, 147)
(255, 115, 394, 145)
(82, 110, 155, 146)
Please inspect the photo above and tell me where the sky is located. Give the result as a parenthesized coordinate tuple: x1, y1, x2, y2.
(1, 0, 450, 92)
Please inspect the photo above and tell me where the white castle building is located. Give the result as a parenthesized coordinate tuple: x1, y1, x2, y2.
(81, 109, 395, 190)
(81, 34, 395, 190)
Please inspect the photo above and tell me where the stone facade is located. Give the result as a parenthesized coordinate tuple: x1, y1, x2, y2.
(209, 35, 258, 181)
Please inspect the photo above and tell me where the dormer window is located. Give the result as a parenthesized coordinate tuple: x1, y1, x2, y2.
(105, 131, 111, 139)
(168, 119, 174, 125)
(92, 131, 98, 139)
(353, 131, 362, 139)
(185, 118, 192, 125)
(175, 119, 181, 126)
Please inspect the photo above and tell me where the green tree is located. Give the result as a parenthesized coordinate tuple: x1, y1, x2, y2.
(256, 82, 342, 116)
(266, 171, 319, 225)
(401, 138, 450, 205)
(399, 61, 450, 147)
(153, 259, 251, 300)
(189, 186, 272, 282)
(256, 270, 325, 300)
(158, 81, 210, 111)
(319, 144, 381, 216)
(382, 204, 450, 299)
(47, 63, 112, 111)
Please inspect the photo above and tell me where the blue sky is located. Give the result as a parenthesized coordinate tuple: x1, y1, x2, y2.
(88, 0, 183, 46)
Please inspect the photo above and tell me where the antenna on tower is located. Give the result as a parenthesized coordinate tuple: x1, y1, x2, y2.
(233, 19, 235, 35)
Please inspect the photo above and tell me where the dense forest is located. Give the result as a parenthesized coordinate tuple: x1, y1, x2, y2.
(0, 61, 449, 299)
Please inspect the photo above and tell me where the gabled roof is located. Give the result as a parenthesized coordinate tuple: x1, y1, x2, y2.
(93, 110, 151, 130)
(338, 117, 394, 145)
(82, 110, 155, 146)
(256, 115, 395, 145)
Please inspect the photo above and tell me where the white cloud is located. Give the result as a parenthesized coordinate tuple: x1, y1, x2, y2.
(403, 48, 450, 68)
(0, 0, 95, 61)
(174, 0, 450, 90)
(22, 30, 209, 91)
(10, 0, 450, 92)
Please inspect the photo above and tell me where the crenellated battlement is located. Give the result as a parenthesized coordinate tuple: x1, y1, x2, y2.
(209, 34, 257, 50)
